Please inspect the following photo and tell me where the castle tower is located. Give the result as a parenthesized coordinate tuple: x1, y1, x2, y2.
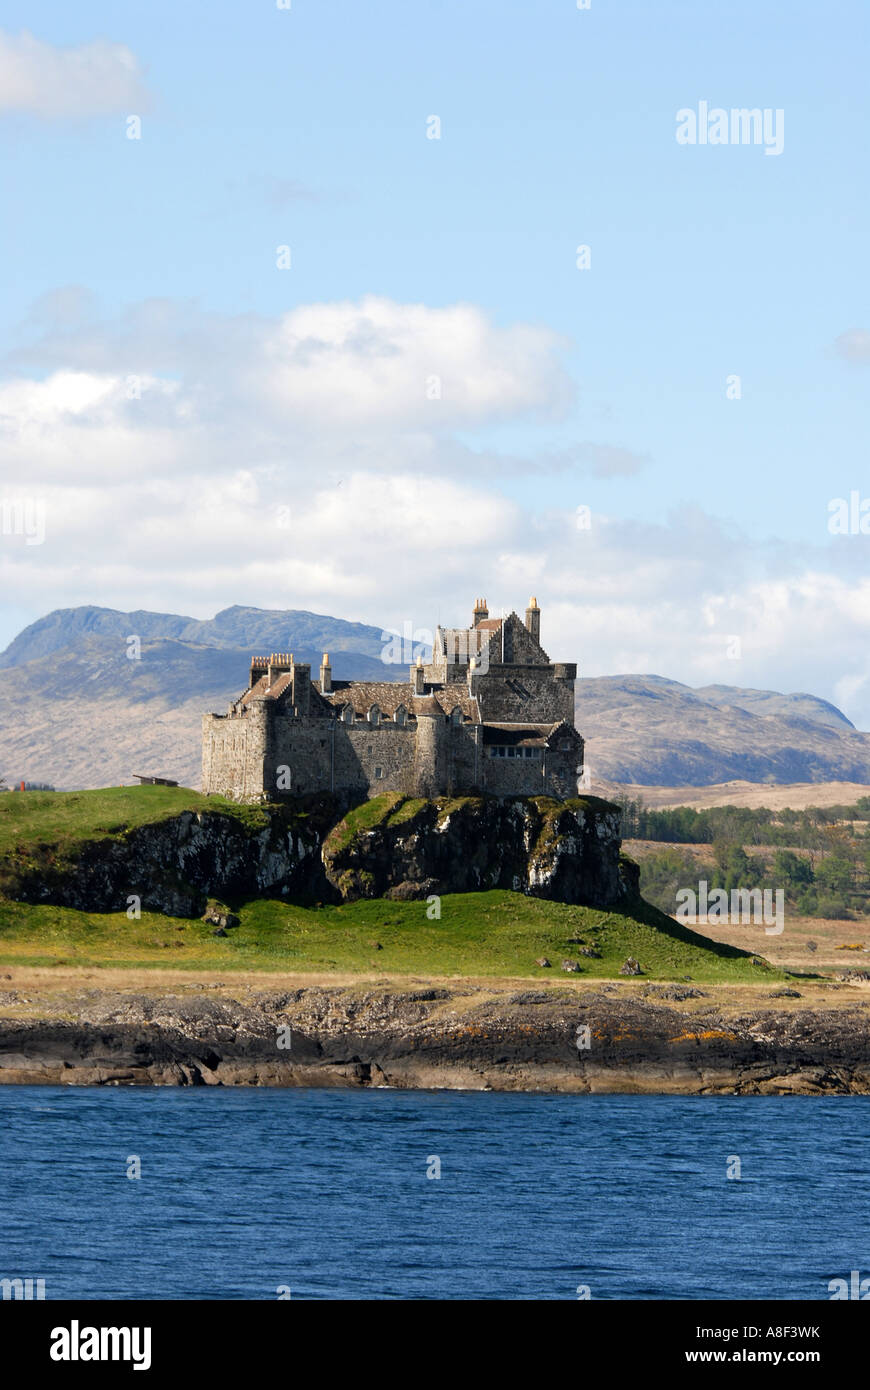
(319, 653, 332, 693)
(413, 707, 447, 797)
(524, 596, 540, 645)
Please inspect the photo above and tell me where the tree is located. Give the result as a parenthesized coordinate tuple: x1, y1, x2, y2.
(773, 849, 814, 888)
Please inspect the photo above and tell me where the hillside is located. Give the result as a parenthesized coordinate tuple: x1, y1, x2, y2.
(0, 608, 395, 790)
(2, 606, 870, 789)
(0, 786, 768, 983)
(576, 675, 870, 786)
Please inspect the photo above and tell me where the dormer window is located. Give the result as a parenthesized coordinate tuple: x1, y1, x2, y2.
(342, 705, 354, 725)
(369, 704, 381, 727)
(450, 706, 462, 726)
(395, 704, 407, 727)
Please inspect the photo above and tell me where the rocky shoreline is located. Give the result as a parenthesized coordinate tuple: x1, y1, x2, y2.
(2, 982, 870, 1094)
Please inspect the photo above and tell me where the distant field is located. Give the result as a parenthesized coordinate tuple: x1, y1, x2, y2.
(0, 890, 778, 983)
(592, 780, 870, 811)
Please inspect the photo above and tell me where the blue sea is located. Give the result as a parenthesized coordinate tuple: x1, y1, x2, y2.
(0, 1087, 866, 1300)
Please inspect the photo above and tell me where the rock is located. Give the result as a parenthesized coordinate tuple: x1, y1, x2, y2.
(369, 941, 383, 951)
(211, 927, 228, 938)
(322, 794, 628, 908)
(769, 989, 802, 998)
(643, 985, 707, 1001)
(0, 791, 630, 918)
(619, 957, 642, 976)
(536, 957, 551, 968)
(561, 959, 581, 973)
(384, 879, 439, 902)
(202, 901, 240, 931)
(579, 946, 601, 958)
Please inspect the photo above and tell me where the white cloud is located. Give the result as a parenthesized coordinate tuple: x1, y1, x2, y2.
(834, 328, 870, 363)
(5, 293, 870, 728)
(0, 29, 148, 118)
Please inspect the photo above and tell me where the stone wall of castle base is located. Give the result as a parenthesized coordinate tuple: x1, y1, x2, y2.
(203, 710, 581, 803)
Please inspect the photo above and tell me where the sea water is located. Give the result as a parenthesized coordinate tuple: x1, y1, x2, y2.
(0, 1087, 866, 1300)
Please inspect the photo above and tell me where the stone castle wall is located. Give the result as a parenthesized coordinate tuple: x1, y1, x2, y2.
(474, 664, 575, 724)
(203, 707, 580, 802)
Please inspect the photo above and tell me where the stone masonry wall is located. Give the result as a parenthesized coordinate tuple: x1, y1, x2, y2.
(204, 706, 581, 802)
(474, 665, 574, 724)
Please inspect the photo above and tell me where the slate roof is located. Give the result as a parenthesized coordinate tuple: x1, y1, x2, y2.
(435, 625, 497, 659)
(317, 681, 480, 722)
(483, 721, 583, 747)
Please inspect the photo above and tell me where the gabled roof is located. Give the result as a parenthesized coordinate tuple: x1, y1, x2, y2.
(434, 611, 550, 666)
(435, 624, 496, 660)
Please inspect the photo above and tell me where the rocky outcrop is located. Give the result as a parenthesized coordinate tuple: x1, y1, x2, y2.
(3, 983, 870, 1093)
(322, 794, 631, 906)
(1, 792, 633, 917)
(0, 800, 336, 917)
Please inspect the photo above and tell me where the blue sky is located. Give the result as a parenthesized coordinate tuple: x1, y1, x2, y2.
(1, 1, 869, 719)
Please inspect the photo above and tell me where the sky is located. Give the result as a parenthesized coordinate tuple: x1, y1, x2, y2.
(1, 1, 869, 719)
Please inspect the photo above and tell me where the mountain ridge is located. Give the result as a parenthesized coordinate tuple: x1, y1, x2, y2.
(1, 606, 868, 791)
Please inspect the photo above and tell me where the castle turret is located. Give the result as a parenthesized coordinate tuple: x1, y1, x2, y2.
(524, 596, 540, 645)
(413, 701, 447, 796)
(472, 597, 488, 626)
(319, 652, 332, 693)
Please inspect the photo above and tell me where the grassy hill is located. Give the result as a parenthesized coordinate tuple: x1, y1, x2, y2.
(0, 891, 777, 980)
(0, 785, 267, 854)
(0, 786, 780, 980)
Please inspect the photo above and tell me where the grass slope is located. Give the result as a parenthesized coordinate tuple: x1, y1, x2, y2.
(0, 890, 777, 981)
(0, 787, 778, 980)
(0, 785, 268, 854)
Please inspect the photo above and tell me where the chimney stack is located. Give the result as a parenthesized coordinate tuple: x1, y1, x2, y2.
(413, 653, 425, 695)
(524, 596, 540, 644)
(472, 597, 489, 627)
(319, 652, 332, 693)
(249, 656, 268, 689)
(267, 652, 293, 686)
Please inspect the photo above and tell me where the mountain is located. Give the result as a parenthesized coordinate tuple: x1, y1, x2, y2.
(2, 608, 870, 791)
(0, 604, 387, 668)
(575, 675, 870, 785)
(0, 607, 396, 791)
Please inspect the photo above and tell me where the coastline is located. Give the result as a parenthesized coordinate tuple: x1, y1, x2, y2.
(2, 972, 870, 1094)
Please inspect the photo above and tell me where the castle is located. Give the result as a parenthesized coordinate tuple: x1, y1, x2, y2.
(201, 598, 584, 802)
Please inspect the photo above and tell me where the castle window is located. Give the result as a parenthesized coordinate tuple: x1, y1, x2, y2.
(395, 705, 407, 727)
(450, 706, 462, 726)
(374, 766, 384, 779)
(369, 704, 381, 726)
(342, 706, 354, 724)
